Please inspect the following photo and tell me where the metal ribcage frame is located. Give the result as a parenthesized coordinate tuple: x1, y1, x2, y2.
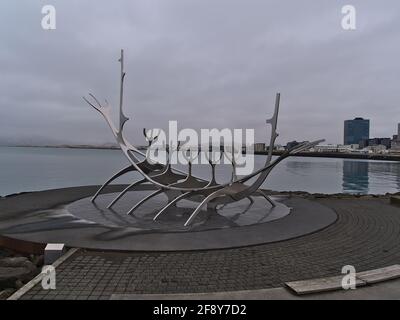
(84, 50, 324, 225)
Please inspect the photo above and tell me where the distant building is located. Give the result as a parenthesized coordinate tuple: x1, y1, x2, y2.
(274, 144, 286, 151)
(286, 141, 303, 150)
(364, 144, 388, 154)
(359, 138, 391, 149)
(344, 117, 370, 145)
(391, 123, 400, 151)
(392, 139, 400, 150)
(253, 143, 266, 152)
(313, 144, 362, 153)
(313, 144, 340, 152)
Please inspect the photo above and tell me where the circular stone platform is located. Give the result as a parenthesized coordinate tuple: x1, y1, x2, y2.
(0, 185, 337, 251)
(68, 190, 292, 232)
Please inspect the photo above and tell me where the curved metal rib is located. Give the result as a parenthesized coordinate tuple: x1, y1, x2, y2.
(108, 151, 172, 209)
(153, 191, 192, 221)
(143, 128, 160, 147)
(224, 143, 238, 183)
(255, 189, 276, 207)
(107, 178, 147, 208)
(91, 165, 134, 202)
(205, 149, 222, 187)
(184, 189, 225, 226)
(127, 189, 164, 216)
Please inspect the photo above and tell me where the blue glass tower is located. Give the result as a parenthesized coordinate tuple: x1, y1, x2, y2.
(344, 117, 370, 145)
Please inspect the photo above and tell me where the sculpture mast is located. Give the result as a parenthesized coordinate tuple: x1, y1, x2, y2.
(266, 93, 280, 166)
(118, 49, 129, 134)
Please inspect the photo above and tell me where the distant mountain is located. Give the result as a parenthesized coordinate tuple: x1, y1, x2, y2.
(0, 136, 67, 147)
(55, 143, 120, 150)
(0, 135, 119, 150)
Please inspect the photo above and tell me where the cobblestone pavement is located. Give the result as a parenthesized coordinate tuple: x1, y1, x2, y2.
(20, 196, 400, 300)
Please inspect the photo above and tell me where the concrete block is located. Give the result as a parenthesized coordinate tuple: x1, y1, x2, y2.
(285, 275, 366, 295)
(44, 243, 66, 265)
(357, 265, 400, 284)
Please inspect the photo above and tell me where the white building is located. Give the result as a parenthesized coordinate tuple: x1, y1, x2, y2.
(312, 144, 362, 153)
(365, 145, 388, 154)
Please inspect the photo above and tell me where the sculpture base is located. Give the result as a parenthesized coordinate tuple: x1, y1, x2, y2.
(68, 191, 291, 232)
(0, 186, 337, 251)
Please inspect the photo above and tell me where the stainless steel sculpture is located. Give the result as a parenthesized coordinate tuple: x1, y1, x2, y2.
(84, 50, 323, 226)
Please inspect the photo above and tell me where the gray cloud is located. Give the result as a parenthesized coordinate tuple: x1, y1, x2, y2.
(0, 0, 399, 146)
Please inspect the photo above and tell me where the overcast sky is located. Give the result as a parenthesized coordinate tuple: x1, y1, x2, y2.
(0, 0, 399, 146)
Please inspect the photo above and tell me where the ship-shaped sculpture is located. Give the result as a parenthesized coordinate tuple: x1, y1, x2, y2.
(84, 50, 323, 226)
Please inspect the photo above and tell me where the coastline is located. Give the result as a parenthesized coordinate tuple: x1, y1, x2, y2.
(2, 145, 399, 162)
(270, 150, 400, 162)
(2, 144, 121, 150)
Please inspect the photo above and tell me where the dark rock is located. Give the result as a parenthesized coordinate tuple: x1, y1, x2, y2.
(0, 288, 15, 300)
(15, 279, 24, 289)
(0, 257, 36, 269)
(0, 257, 38, 289)
(30, 255, 44, 267)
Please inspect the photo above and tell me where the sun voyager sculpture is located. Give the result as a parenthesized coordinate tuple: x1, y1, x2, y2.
(83, 50, 323, 227)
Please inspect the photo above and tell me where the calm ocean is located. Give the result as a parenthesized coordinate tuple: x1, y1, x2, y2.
(0, 146, 399, 196)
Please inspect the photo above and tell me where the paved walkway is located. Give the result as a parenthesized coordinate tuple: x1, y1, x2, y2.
(18, 196, 400, 300)
(112, 278, 400, 300)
